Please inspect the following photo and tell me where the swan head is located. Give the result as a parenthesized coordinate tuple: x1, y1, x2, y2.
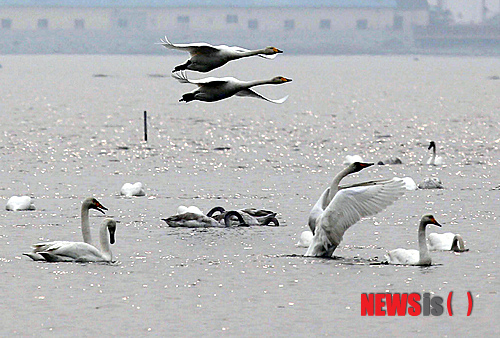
(104, 218, 117, 244)
(83, 197, 107, 214)
(271, 76, 292, 84)
(264, 47, 283, 55)
(422, 214, 441, 227)
(224, 211, 246, 227)
(350, 162, 374, 173)
(428, 141, 436, 151)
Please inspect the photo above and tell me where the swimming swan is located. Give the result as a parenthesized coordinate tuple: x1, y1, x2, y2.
(207, 207, 279, 226)
(6, 195, 36, 211)
(427, 141, 444, 165)
(162, 210, 245, 228)
(428, 232, 468, 252)
(157, 36, 282, 73)
(25, 219, 117, 263)
(305, 178, 405, 257)
(120, 182, 145, 197)
(172, 71, 291, 103)
(386, 215, 441, 266)
(308, 162, 375, 234)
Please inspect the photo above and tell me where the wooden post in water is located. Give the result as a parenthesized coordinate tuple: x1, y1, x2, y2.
(143, 110, 148, 142)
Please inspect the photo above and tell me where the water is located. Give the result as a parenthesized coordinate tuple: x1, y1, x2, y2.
(0, 54, 499, 336)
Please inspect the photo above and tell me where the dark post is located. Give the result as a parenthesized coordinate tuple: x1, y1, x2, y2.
(144, 110, 148, 142)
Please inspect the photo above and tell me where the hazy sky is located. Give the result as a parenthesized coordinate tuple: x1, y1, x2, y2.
(428, 0, 500, 23)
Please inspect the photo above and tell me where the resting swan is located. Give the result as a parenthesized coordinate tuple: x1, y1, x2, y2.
(157, 36, 282, 73)
(6, 195, 36, 211)
(386, 215, 441, 266)
(428, 232, 468, 252)
(427, 141, 444, 165)
(305, 177, 405, 257)
(308, 162, 374, 234)
(25, 219, 117, 263)
(172, 71, 291, 104)
(176, 205, 203, 215)
(296, 230, 314, 247)
(162, 210, 245, 228)
(207, 207, 279, 226)
(120, 182, 145, 197)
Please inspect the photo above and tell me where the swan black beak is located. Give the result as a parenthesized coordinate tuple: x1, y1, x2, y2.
(430, 216, 441, 227)
(109, 228, 116, 244)
(275, 48, 283, 53)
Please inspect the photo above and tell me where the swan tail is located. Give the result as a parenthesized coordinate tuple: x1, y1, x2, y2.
(38, 252, 73, 262)
(171, 71, 191, 84)
(23, 252, 45, 261)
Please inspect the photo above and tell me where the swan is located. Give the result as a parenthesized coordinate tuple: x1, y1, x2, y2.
(428, 232, 468, 252)
(207, 206, 280, 226)
(427, 141, 444, 165)
(24, 219, 117, 263)
(23, 197, 107, 260)
(6, 196, 36, 211)
(120, 182, 145, 197)
(418, 177, 444, 189)
(296, 230, 313, 247)
(308, 162, 375, 234)
(394, 177, 418, 191)
(305, 178, 405, 257)
(172, 71, 291, 104)
(385, 215, 441, 266)
(377, 157, 402, 165)
(176, 205, 203, 215)
(343, 155, 364, 165)
(162, 210, 245, 228)
(157, 36, 282, 73)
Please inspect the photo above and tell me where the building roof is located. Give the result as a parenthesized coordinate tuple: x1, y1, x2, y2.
(0, 0, 398, 9)
(396, 0, 428, 10)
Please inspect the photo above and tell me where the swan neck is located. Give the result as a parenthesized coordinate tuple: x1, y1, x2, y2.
(246, 79, 273, 88)
(236, 49, 263, 58)
(99, 223, 112, 258)
(81, 206, 92, 244)
(418, 221, 430, 262)
(327, 165, 355, 203)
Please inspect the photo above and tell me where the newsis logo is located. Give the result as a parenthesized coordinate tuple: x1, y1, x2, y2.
(361, 292, 473, 316)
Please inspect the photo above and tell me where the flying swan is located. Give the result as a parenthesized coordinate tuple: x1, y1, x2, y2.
(172, 71, 291, 103)
(385, 215, 441, 266)
(24, 219, 117, 263)
(305, 164, 405, 257)
(157, 36, 283, 73)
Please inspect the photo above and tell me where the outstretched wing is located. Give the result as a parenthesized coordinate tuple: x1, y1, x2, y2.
(235, 88, 288, 104)
(157, 36, 220, 56)
(320, 178, 405, 246)
(172, 71, 230, 87)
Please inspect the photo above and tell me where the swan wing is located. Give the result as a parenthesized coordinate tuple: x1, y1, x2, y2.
(235, 89, 288, 104)
(386, 248, 420, 265)
(320, 178, 405, 246)
(308, 187, 329, 232)
(172, 72, 231, 87)
(157, 37, 219, 56)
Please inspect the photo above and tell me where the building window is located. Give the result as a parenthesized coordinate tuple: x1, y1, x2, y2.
(118, 18, 128, 28)
(284, 19, 295, 30)
(319, 19, 331, 30)
(248, 19, 258, 30)
(177, 16, 189, 24)
(226, 14, 238, 24)
(393, 15, 403, 30)
(1, 18, 12, 29)
(74, 19, 85, 30)
(37, 19, 48, 30)
(356, 19, 368, 30)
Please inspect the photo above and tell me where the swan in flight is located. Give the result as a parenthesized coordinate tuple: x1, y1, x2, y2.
(385, 215, 441, 266)
(6, 196, 36, 211)
(157, 36, 282, 73)
(427, 141, 444, 165)
(428, 232, 468, 252)
(25, 219, 117, 263)
(308, 162, 375, 234)
(23, 197, 108, 260)
(207, 206, 279, 226)
(305, 177, 405, 257)
(120, 182, 145, 197)
(172, 71, 291, 103)
(162, 210, 245, 228)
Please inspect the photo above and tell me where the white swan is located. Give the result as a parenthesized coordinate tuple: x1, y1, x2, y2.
(6, 196, 36, 211)
(386, 215, 441, 266)
(418, 177, 444, 189)
(308, 162, 375, 234)
(428, 232, 468, 252)
(120, 182, 145, 197)
(172, 71, 291, 103)
(176, 205, 204, 215)
(157, 36, 282, 73)
(377, 157, 402, 165)
(427, 141, 444, 165)
(394, 177, 418, 191)
(296, 230, 313, 247)
(23, 197, 107, 260)
(25, 219, 117, 263)
(305, 178, 405, 257)
(343, 155, 364, 165)
(207, 206, 279, 226)
(162, 210, 245, 228)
